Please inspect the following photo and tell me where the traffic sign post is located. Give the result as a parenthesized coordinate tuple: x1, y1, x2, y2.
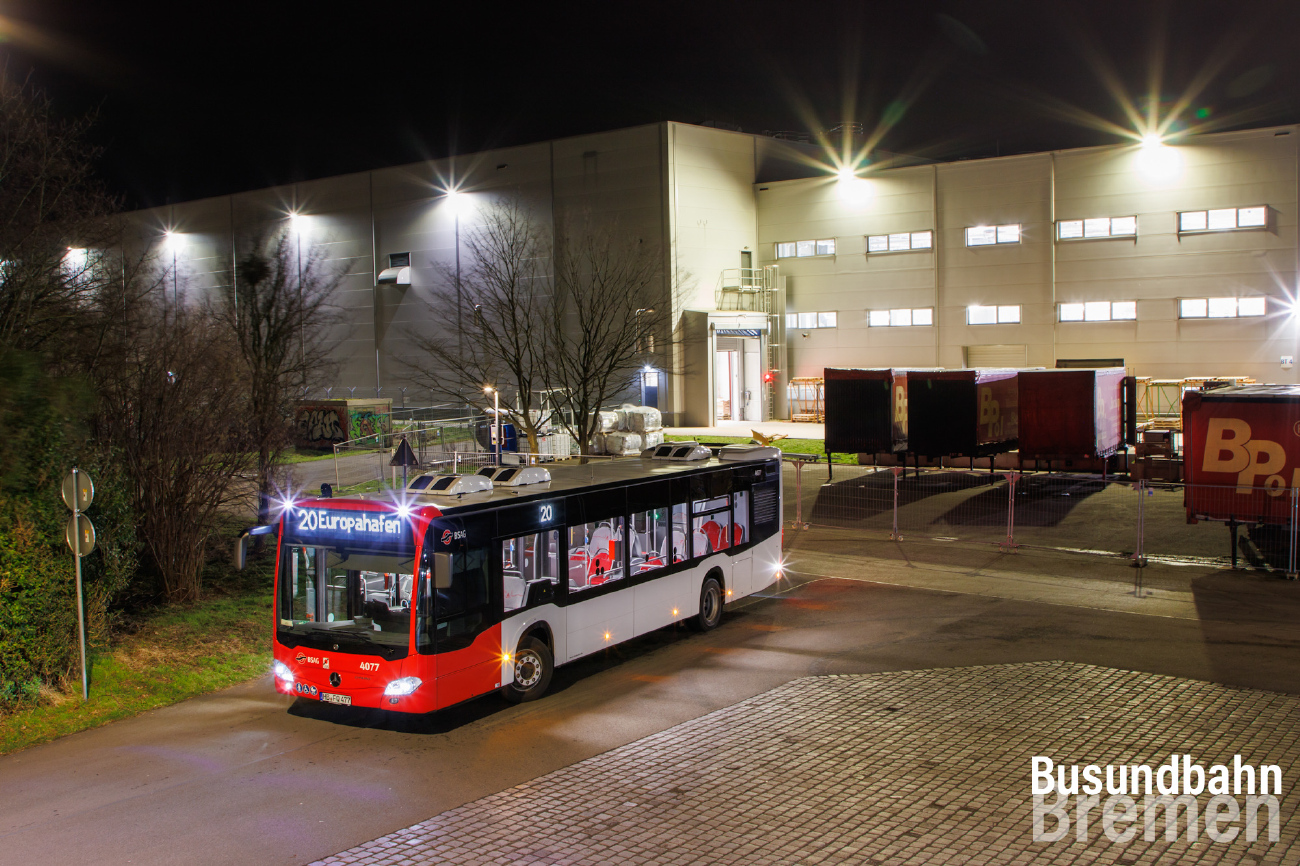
(62, 468, 95, 701)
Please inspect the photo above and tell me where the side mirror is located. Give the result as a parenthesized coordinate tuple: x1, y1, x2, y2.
(233, 532, 250, 571)
(433, 552, 453, 589)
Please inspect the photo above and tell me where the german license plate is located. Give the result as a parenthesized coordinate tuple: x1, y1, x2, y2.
(320, 693, 351, 706)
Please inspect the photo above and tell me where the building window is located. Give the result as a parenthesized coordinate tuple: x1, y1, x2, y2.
(1059, 301, 1138, 322)
(868, 308, 933, 327)
(965, 224, 1021, 246)
(1178, 297, 1267, 319)
(777, 239, 836, 258)
(788, 311, 838, 330)
(388, 252, 411, 268)
(1178, 206, 1268, 234)
(967, 304, 1021, 325)
(1057, 216, 1137, 240)
(867, 230, 933, 253)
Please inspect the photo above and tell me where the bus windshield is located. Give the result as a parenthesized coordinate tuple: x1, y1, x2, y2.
(278, 544, 415, 652)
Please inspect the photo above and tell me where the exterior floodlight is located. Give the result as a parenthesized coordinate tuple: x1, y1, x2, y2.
(1140, 132, 1163, 149)
(837, 167, 857, 182)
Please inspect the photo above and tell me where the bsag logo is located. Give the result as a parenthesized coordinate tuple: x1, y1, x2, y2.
(441, 528, 467, 545)
(441, 529, 452, 545)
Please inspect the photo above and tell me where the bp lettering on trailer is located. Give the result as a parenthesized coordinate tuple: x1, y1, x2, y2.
(1201, 418, 1299, 495)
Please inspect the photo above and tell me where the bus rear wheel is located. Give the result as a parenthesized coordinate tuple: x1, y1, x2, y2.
(502, 637, 553, 703)
(689, 576, 724, 632)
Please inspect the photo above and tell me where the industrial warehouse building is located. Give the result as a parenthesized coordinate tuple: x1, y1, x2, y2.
(127, 121, 1300, 428)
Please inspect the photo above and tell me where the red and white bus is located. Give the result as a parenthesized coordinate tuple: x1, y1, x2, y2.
(265, 443, 783, 713)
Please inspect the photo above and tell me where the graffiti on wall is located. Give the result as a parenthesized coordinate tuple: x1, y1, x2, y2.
(296, 405, 349, 447)
(349, 409, 390, 440)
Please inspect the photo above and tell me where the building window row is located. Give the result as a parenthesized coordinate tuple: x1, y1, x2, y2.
(1179, 207, 1266, 233)
(776, 239, 836, 258)
(786, 311, 838, 329)
(965, 224, 1021, 247)
(1057, 216, 1137, 240)
(1059, 301, 1137, 322)
(867, 231, 933, 254)
(868, 307, 933, 327)
(781, 205, 1269, 258)
(1179, 297, 1266, 319)
(966, 305, 1022, 325)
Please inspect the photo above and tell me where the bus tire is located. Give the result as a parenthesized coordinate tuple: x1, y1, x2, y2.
(501, 637, 553, 703)
(689, 575, 724, 632)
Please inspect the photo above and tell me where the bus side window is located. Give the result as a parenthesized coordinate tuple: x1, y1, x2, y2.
(691, 495, 731, 556)
(568, 518, 625, 592)
(671, 503, 689, 563)
(732, 490, 750, 546)
(503, 530, 559, 612)
(631, 508, 670, 575)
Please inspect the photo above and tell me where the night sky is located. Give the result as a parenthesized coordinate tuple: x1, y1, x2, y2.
(4, 0, 1298, 209)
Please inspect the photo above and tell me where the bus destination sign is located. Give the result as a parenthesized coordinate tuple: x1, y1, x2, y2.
(285, 506, 414, 554)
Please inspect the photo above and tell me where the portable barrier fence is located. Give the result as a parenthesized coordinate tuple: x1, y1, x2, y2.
(782, 457, 1300, 577)
(329, 434, 623, 495)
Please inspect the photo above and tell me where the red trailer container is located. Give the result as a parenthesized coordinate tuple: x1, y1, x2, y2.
(824, 368, 911, 455)
(1183, 385, 1300, 524)
(908, 369, 1019, 458)
(1018, 368, 1126, 460)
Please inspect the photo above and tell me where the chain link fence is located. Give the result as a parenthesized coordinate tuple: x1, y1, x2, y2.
(784, 458, 1300, 577)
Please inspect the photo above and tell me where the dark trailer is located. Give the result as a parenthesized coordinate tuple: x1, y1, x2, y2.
(823, 368, 911, 457)
(908, 369, 1020, 458)
(1017, 368, 1126, 461)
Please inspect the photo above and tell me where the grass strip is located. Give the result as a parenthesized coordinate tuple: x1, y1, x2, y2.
(0, 590, 272, 756)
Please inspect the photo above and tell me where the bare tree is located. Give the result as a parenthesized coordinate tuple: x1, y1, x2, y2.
(545, 221, 673, 454)
(93, 284, 257, 603)
(404, 198, 557, 453)
(212, 229, 346, 516)
(0, 72, 119, 352)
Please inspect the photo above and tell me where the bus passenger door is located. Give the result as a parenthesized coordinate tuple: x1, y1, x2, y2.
(424, 523, 503, 707)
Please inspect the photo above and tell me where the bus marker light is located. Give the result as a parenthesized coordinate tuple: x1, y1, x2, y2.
(604, 631, 611, 641)
(672, 608, 678, 617)
(384, 676, 422, 696)
(726, 589, 733, 597)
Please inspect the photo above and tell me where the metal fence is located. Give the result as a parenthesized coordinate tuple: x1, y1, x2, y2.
(783, 458, 1300, 577)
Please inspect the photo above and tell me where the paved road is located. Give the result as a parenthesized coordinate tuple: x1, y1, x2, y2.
(2, 538, 1299, 866)
(315, 663, 1300, 865)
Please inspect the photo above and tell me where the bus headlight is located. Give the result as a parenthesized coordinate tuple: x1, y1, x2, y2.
(384, 677, 422, 696)
(273, 660, 294, 683)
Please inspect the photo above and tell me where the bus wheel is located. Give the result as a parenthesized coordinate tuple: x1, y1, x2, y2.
(502, 637, 553, 703)
(689, 576, 724, 632)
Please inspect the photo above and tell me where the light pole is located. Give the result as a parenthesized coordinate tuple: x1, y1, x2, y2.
(290, 209, 304, 364)
(448, 189, 463, 362)
(164, 230, 179, 313)
(635, 308, 655, 404)
(485, 386, 500, 464)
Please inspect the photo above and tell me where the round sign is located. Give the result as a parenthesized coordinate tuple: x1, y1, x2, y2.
(61, 470, 94, 513)
(65, 514, 96, 556)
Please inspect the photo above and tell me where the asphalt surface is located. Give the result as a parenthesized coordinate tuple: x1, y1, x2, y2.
(3, 536, 1300, 866)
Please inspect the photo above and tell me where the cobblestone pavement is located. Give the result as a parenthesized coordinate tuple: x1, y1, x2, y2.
(312, 662, 1298, 866)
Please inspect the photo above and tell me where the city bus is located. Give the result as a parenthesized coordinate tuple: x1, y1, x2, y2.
(260, 443, 783, 714)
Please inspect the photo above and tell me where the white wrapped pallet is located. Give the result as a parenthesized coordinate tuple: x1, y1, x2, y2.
(643, 430, 664, 449)
(596, 410, 621, 432)
(622, 404, 662, 433)
(604, 431, 642, 456)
